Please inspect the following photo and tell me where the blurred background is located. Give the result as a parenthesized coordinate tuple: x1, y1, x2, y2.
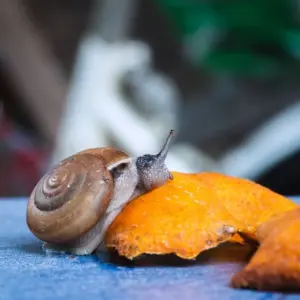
(1, 0, 300, 197)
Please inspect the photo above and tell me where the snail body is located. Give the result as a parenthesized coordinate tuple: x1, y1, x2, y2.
(26, 131, 175, 255)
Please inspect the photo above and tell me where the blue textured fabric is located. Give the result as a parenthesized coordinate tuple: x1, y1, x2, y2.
(1, 197, 300, 300)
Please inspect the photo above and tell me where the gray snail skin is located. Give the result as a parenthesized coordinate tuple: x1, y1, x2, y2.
(26, 130, 175, 255)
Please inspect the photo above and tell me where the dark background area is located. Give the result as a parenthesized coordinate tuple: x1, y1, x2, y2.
(1, 0, 300, 196)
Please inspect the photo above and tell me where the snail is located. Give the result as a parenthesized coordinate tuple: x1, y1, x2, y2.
(26, 130, 175, 255)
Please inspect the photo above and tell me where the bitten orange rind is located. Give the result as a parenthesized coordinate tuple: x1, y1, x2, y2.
(231, 207, 300, 291)
(106, 172, 243, 259)
(105, 171, 296, 260)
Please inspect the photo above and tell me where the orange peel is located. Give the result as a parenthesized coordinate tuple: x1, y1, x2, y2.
(105, 171, 296, 260)
(231, 207, 300, 291)
(192, 172, 297, 239)
(105, 172, 243, 259)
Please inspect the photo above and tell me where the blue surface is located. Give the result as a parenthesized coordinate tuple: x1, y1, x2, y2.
(1, 198, 300, 300)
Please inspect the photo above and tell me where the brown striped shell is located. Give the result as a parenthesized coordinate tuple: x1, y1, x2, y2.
(26, 147, 129, 245)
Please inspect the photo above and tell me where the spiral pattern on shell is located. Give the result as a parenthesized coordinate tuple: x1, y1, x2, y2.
(34, 158, 84, 211)
(26, 152, 118, 244)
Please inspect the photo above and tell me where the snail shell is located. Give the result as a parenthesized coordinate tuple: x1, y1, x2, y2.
(26, 130, 175, 255)
(26, 148, 128, 253)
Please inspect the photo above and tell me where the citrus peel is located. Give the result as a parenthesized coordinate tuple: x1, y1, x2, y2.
(192, 172, 296, 239)
(231, 207, 300, 291)
(105, 172, 243, 259)
(105, 171, 296, 260)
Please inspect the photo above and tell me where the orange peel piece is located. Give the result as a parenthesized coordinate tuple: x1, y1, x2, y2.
(105, 171, 296, 260)
(105, 172, 243, 259)
(192, 172, 297, 239)
(231, 207, 300, 291)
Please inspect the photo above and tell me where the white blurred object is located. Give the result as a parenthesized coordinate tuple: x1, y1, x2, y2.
(53, 0, 300, 180)
(52, 0, 218, 173)
(53, 33, 300, 178)
(52, 36, 217, 173)
(220, 100, 300, 179)
(122, 66, 181, 134)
